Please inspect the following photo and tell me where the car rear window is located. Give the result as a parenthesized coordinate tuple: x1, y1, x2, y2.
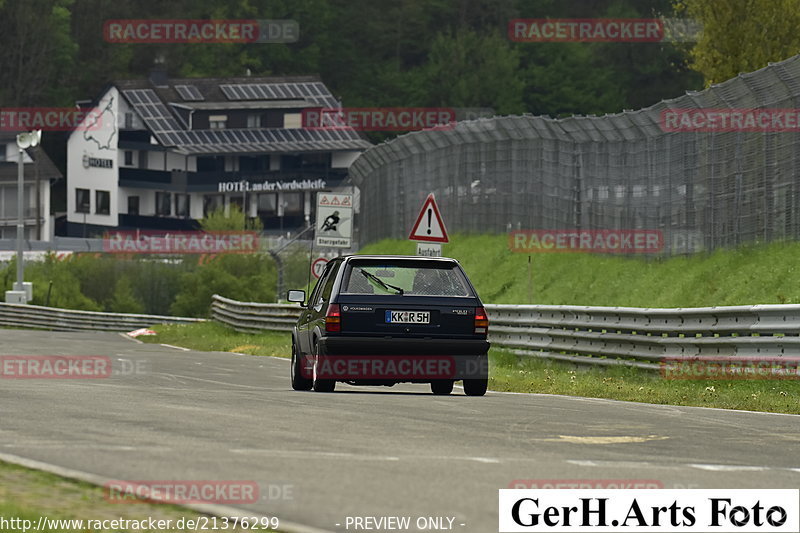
(343, 262, 472, 297)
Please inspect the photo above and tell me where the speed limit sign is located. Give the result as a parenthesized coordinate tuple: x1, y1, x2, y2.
(311, 257, 329, 279)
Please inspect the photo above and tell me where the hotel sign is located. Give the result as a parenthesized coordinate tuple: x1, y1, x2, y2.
(217, 178, 327, 193)
(82, 155, 114, 169)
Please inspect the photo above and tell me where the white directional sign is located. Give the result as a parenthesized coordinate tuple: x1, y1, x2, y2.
(416, 242, 442, 257)
(316, 193, 353, 248)
(409, 193, 448, 243)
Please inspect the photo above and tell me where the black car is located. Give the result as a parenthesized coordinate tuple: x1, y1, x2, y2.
(287, 255, 490, 396)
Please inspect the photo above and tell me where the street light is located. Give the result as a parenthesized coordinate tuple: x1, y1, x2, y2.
(9, 130, 41, 303)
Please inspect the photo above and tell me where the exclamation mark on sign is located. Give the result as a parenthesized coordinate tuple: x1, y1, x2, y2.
(427, 209, 432, 235)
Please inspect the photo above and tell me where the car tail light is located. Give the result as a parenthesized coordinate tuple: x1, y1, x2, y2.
(325, 304, 341, 333)
(474, 307, 488, 334)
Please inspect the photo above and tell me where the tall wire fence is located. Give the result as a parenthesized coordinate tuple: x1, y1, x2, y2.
(349, 55, 800, 256)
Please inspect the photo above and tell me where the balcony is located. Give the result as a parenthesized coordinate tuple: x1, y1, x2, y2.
(119, 167, 174, 188)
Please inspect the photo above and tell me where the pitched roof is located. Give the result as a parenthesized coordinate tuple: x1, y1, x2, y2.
(0, 134, 62, 183)
(113, 75, 371, 155)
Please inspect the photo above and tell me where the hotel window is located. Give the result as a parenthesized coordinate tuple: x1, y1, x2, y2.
(280, 155, 302, 170)
(128, 196, 140, 216)
(156, 192, 172, 216)
(283, 192, 303, 215)
(247, 114, 261, 128)
(176, 194, 190, 217)
(257, 193, 277, 216)
(124, 112, 134, 129)
(209, 115, 227, 130)
(95, 190, 110, 215)
(2, 186, 18, 217)
(75, 188, 90, 213)
(283, 113, 302, 129)
(197, 156, 225, 172)
(239, 155, 269, 172)
(301, 153, 329, 169)
(229, 196, 244, 213)
(203, 194, 224, 216)
(124, 151, 133, 166)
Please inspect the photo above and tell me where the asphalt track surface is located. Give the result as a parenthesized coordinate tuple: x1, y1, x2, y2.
(1, 329, 799, 532)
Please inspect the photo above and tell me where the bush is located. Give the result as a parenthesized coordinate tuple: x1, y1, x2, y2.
(170, 254, 278, 317)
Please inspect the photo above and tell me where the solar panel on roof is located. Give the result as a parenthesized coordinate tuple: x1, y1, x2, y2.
(175, 85, 204, 101)
(220, 85, 238, 100)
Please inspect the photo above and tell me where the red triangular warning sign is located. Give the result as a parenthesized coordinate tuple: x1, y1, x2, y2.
(331, 197, 341, 206)
(320, 196, 330, 205)
(341, 197, 351, 206)
(409, 193, 448, 243)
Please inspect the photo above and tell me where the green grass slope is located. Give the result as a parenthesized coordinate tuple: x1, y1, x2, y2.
(358, 235, 800, 307)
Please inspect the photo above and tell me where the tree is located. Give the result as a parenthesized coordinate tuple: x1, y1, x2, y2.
(420, 29, 525, 115)
(198, 205, 263, 232)
(108, 276, 145, 314)
(0, 0, 77, 106)
(675, 0, 800, 85)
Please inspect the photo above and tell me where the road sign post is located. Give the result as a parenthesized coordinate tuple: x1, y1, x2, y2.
(409, 194, 448, 257)
(315, 193, 353, 248)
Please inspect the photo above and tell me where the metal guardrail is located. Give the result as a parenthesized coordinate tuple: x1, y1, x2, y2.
(0, 302, 202, 332)
(486, 304, 800, 369)
(211, 294, 304, 333)
(209, 295, 800, 368)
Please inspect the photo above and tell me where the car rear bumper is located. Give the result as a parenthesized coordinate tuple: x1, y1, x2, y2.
(312, 337, 490, 382)
(318, 336, 490, 356)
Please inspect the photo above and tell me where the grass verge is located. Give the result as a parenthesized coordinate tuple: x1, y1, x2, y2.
(0, 460, 279, 532)
(491, 350, 800, 414)
(142, 322, 800, 414)
(139, 321, 291, 358)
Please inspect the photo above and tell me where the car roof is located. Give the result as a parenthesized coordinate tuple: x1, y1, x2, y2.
(341, 255, 460, 264)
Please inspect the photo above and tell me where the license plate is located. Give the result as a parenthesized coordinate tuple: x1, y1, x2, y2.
(385, 310, 430, 324)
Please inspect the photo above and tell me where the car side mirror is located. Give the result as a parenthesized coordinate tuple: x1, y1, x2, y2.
(287, 290, 306, 304)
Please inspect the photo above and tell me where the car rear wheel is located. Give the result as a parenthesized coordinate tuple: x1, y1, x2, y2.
(291, 342, 312, 391)
(312, 341, 335, 393)
(430, 380, 454, 395)
(463, 377, 488, 396)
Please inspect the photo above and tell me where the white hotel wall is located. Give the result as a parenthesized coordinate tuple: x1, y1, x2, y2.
(66, 87, 119, 227)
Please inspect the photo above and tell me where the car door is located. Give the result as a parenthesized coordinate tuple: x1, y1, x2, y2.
(309, 260, 341, 343)
(300, 260, 340, 353)
(297, 267, 328, 355)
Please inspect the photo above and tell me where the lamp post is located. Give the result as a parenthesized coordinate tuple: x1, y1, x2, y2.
(12, 130, 41, 302)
